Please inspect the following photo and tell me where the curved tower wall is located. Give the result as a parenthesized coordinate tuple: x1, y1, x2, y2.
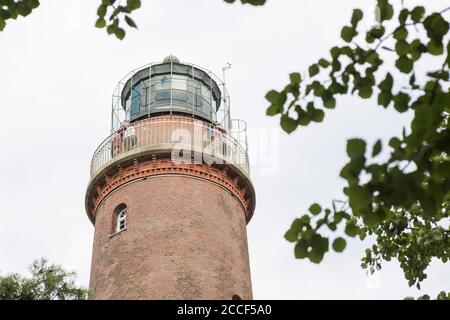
(89, 175, 252, 299)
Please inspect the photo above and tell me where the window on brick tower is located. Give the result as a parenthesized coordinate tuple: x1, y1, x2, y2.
(112, 204, 127, 234)
(117, 208, 126, 232)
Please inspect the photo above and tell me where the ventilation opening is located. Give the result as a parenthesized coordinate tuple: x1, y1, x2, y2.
(232, 295, 242, 300)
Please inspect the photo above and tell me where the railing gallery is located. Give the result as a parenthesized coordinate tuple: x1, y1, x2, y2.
(90, 116, 250, 178)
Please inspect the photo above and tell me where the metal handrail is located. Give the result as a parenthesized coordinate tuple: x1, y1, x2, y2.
(90, 116, 250, 178)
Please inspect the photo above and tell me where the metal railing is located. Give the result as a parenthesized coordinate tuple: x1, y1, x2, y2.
(90, 116, 250, 178)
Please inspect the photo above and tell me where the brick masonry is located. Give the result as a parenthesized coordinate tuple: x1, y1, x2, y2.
(89, 174, 253, 299)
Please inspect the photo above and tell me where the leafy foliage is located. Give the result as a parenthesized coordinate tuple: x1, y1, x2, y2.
(0, 0, 264, 39)
(94, 0, 264, 39)
(0, 258, 88, 300)
(0, 0, 40, 31)
(223, 0, 266, 5)
(95, 0, 141, 40)
(268, 1, 450, 298)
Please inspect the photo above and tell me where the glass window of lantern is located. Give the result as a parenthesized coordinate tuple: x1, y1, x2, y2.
(172, 90, 188, 104)
(201, 97, 212, 116)
(172, 76, 187, 91)
(155, 90, 170, 102)
(140, 80, 150, 110)
(155, 75, 170, 90)
(130, 83, 141, 117)
(201, 84, 211, 101)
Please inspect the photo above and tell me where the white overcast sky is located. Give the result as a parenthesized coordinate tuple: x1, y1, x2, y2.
(0, 0, 448, 299)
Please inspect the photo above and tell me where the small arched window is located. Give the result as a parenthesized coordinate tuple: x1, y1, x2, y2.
(117, 208, 126, 232)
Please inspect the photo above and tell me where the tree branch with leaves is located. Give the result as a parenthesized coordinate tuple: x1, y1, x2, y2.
(267, 0, 450, 299)
(0, 0, 266, 39)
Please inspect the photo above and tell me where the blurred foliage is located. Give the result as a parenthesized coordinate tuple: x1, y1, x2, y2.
(0, 0, 265, 39)
(0, 258, 88, 300)
(0, 0, 39, 31)
(270, 1, 450, 299)
(94, 0, 265, 39)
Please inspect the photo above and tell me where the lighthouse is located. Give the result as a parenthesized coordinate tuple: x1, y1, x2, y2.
(85, 55, 256, 299)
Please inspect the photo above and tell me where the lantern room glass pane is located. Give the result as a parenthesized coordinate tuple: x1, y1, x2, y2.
(131, 83, 141, 117)
(156, 75, 170, 90)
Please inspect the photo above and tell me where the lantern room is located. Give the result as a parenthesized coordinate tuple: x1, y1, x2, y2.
(115, 55, 226, 130)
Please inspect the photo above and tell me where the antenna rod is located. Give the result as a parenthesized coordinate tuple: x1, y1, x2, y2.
(222, 62, 232, 87)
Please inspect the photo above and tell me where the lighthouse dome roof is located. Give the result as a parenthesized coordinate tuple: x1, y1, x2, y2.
(162, 54, 180, 64)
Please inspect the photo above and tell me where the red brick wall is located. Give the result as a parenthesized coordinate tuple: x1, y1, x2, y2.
(89, 174, 252, 299)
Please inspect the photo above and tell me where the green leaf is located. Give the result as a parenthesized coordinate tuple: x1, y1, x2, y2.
(423, 13, 449, 47)
(124, 15, 137, 28)
(115, 27, 126, 40)
(97, 4, 107, 17)
(344, 221, 360, 237)
(427, 70, 449, 80)
(363, 213, 379, 227)
(126, 0, 141, 11)
(393, 92, 411, 113)
(347, 138, 366, 159)
(319, 58, 330, 68)
(106, 24, 116, 35)
(309, 64, 319, 77)
(289, 72, 301, 84)
(322, 93, 336, 109)
(372, 140, 382, 157)
(379, 73, 393, 92)
(280, 115, 297, 134)
(395, 56, 413, 74)
(294, 240, 308, 259)
(265, 90, 280, 104)
(410, 6, 425, 23)
(393, 27, 408, 40)
(228, 0, 267, 5)
(16, 2, 32, 17)
(26, 0, 40, 10)
(308, 250, 324, 264)
(332, 237, 347, 252)
(377, 0, 394, 22)
(341, 26, 357, 43)
(447, 42, 450, 66)
(427, 40, 444, 56)
(246, 0, 267, 5)
(348, 185, 371, 210)
(378, 91, 392, 108)
(266, 104, 280, 116)
(311, 108, 324, 122)
(0, 19, 5, 31)
(309, 203, 322, 215)
(358, 85, 373, 99)
(351, 9, 363, 27)
(95, 18, 106, 28)
(284, 229, 298, 242)
(395, 40, 409, 56)
(368, 26, 385, 39)
(398, 9, 409, 24)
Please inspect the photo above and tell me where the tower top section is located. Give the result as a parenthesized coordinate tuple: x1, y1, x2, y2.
(162, 54, 180, 63)
(111, 55, 230, 133)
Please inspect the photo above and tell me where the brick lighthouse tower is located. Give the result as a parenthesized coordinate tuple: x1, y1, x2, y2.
(85, 56, 256, 299)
